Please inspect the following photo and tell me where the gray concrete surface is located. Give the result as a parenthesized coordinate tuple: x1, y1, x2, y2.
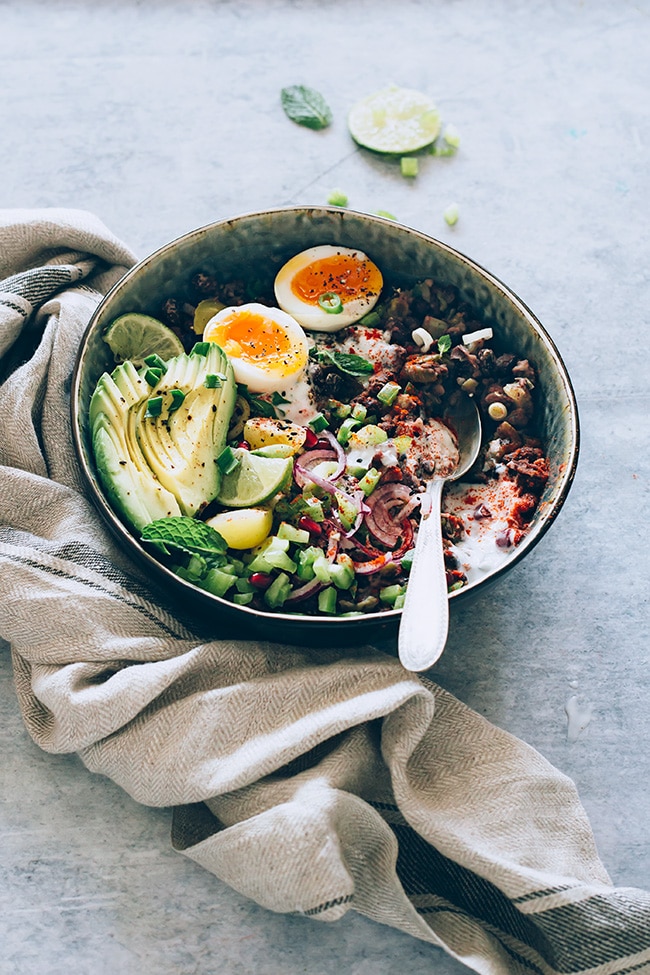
(1, 1, 649, 973)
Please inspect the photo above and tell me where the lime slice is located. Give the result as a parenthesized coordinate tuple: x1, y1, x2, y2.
(348, 85, 441, 154)
(216, 449, 293, 508)
(103, 313, 184, 366)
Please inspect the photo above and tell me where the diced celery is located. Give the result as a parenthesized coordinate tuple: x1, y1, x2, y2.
(392, 435, 412, 456)
(379, 583, 406, 606)
(264, 572, 292, 609)
(201, 567, 237, 598)
(318, 586, 337, 614)
(247, 549, 297, 574)
(377, 381, 401, 406)
(235, 576, 255, 593)
(277, 522, 310, 545)
(312, 555, 333, 584)
(357, 467, 382, 497)
(351, 403, 367, 421)
(303, 497, 325, 522)
(185, 553, 208, 580)
(233, 592, 254, 606)
(329, 560, 354, 590)
(400, 549, 415, 574)
(394, 592, 406, 610)
(335, 490, 359, 532)
(350, 424, 388, 447)
(296, 546, 321, 581)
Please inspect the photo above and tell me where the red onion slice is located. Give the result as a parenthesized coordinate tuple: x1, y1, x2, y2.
(284, 577, 324, 603)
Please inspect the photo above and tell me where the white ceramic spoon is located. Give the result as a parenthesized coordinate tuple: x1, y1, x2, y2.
(398, 397, 482, 672)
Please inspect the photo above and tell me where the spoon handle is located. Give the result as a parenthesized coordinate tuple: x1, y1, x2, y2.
(398, 479, 448, 672)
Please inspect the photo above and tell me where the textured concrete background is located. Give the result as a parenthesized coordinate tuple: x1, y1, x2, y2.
(1, 1, 649, 973)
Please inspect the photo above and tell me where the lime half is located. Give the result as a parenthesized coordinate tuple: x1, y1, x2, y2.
(348, 85, 441, 154)
(103, 313, 184, 366)
(216, 449, 293, 508)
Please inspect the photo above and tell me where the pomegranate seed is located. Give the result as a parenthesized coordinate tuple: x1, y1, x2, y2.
(298, 515, 322, 536)
(249, 572, 273, 589)
(303, 428, 319, 448)
(237, 440, 251, 450)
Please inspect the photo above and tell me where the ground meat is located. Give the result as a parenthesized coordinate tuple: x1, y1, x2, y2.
(506, 446, 550, 494)
(400, 354, 449, 386)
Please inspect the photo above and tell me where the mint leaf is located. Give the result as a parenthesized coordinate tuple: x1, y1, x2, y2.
(237, 383, 278, 418)
(437, 334, 452, 354)
(317, 347, 375, 377)
(142, 517, 227, 557)
(281, 85, 332, 130)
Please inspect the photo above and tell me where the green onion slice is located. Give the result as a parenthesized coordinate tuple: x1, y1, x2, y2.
(317, 292, 344, 314)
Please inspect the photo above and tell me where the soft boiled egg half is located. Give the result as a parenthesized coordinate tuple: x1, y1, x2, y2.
(202, 302, 309, 394)
(274, 244, 383, 332)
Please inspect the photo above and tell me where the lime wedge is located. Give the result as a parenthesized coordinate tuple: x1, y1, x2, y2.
(216, 449, 293, 508)
(348, 85, 441, 154)
(103, 313, 184, 366)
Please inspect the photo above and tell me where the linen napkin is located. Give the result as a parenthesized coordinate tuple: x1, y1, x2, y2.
(1, 207, 649, 975)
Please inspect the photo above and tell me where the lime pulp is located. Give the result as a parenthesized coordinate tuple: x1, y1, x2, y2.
(103, 313, 184, 366)
(347, 85, 441, 154)
(216, 449, 293, 508)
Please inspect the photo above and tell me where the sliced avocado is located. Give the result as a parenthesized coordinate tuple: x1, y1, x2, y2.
(90, 343, 236, 532)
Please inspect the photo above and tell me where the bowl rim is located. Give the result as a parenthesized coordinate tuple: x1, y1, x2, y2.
(71, 204, 580, 632)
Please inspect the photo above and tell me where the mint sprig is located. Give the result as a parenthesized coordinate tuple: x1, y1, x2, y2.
(281, 85, 332, 130)
(142, 516, 227, 557)
(314, 347, 375, 377)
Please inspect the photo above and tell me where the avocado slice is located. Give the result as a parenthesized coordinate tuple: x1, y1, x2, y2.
(90, 343, 236, 532)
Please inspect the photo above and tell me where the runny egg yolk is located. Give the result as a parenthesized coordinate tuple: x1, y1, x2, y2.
(202, 303, 309, 394)
(290, 252, 382, 306)
(274, 245, 384, 331)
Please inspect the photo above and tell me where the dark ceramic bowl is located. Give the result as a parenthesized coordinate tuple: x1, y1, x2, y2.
(71, 206, 579, 645)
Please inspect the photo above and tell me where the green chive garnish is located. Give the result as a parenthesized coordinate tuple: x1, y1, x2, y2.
(317, 292, 344, 314)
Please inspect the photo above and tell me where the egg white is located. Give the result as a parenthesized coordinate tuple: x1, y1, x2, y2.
(274, 244, 383, 332)
(202, 302, 309, 394)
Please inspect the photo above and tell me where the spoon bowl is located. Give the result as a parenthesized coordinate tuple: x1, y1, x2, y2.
(398, 396, 482, 672)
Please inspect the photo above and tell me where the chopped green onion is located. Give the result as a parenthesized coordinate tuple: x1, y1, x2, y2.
(377, 381, 401, 406)
(308, 412, 329, 433)
(358, 467, 382, 496)
(271, 391, 290, 405)
(143, 353, 168, 373)
(204, 373, 223, 388)
(216, 445, 240, 475)
(327, 189, 348, 207)
(444, 203, 459, 226)
(336, 416, 360, 446)
(359, 311, 382, 327)
(168, 388, 186, 412)
(400, 157, 419, 178)
(190, 341, 211, 356)
(144, 367, 163, 386)
(317, 292, 344, 314)
(351, 402, 367, 421)
(145, 396, 163, 418)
